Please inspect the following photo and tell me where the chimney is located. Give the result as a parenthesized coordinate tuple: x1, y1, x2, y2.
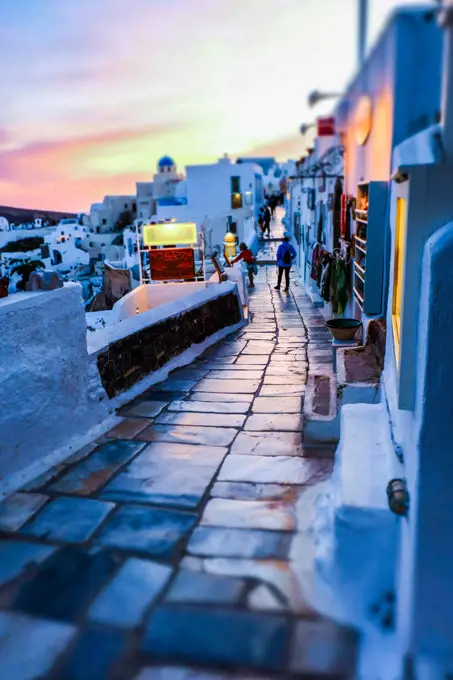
(439, 2, 453, 159)
(358, 0, 368, 68)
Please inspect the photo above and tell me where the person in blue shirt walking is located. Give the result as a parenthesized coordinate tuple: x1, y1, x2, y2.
(274, 236, 297, 292)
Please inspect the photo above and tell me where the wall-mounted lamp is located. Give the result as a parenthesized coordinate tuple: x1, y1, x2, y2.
(308, 90, 343, 109)
(387, 479, 410, 517)
(300, 122, 316, 136)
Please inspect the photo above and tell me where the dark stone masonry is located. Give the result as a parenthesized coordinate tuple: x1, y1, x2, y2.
(97, 291, 243, 398)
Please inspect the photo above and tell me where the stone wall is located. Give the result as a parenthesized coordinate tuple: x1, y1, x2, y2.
(0, 284, 109, 486)
(97, 291, 242, 398)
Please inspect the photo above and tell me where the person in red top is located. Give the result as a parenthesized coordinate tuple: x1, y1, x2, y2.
(232, 242, 257, 287)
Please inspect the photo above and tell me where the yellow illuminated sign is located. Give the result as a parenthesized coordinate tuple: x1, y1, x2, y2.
(142, 222, 197, 247)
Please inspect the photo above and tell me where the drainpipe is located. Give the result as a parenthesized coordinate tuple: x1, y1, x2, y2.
(439, 1, 453, 160)
(358, 0, 368, 68)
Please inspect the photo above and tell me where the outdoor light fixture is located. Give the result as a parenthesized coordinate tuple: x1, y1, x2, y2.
(386, 479, 410, 517)
(308, 90, 343, 109)
(300, 122, 315, 136)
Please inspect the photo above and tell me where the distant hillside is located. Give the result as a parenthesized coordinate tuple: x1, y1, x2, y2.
(0, 205, 78, 223)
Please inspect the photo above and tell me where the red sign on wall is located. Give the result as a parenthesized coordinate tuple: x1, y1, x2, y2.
(149, 247, 195, 281)
(317, 116, 335, 136)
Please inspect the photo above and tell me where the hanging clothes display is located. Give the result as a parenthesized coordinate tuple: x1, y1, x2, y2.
(317, 210, 323, 244)
(335, 258, 349, 316)
(332, 179, 343, 246)
(329, 258, 338, 313)
(320, 253, 333, 302)
(310, 243, 320, 281)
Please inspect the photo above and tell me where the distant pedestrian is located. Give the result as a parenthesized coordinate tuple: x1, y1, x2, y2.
(232, 242, 257, 287)
(270, 197, 276, 217)
(258, 209, 265, 237)
(263, 205, 271, 237)
(274, 236, 297, 292)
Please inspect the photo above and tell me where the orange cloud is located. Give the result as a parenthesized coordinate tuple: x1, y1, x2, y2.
(0, 172, 152, 213)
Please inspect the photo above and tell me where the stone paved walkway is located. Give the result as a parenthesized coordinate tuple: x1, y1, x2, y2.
(0, 217, 359, 679)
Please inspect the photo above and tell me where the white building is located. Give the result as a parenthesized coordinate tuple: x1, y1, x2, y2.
(136, 156, 185, 222)
(89, 195, 137, 233)
(154, 155, 264, 256)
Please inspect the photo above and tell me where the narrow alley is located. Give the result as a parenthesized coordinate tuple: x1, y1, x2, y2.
(0, 217, 358, 679)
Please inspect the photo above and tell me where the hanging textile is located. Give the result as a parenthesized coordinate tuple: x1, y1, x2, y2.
(335, 258, 348, 316)
(332, 178, 343, 246)
(340, 194, 347, 238)
(317, 210, 323, 244)
(330, 258, 338, 313)
(310, 243, 320, 281)
(321, 255, 333, 302)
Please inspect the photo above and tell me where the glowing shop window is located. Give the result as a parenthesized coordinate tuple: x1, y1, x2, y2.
(142, 222, 197, 247)
(392, 198, 407, 367)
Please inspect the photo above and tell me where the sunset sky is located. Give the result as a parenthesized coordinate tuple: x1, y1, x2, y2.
(1, 0, 429, 212)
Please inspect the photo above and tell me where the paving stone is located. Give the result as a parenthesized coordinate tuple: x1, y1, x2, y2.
(199, 363, 263, 371)
(49, 440, 144, 496)
(153, 379, 199, 391)
(142, 606, 289, 670)
(169, 368, 209, 380)
(242, 340, 276, 349)
(290, 619, 358, 675)
(101, 442, 226, 508)
(195, 557, 314, 614)
(231, 430, 303, 457)
(195, 379, 259, 394)
(265, 366, 307, 377)
(97, 504, 196, 558)
(201, 498, 296, 532)
(206, 370, 264, 380)
(190, 392, 254, 403)
(219, 455, 322, 485)
(105, 417, 151, 438)
(244, 414, 302, 432)
(21, 497, 114, 543)
(248, 584, 287, 611)
(166, 569, 244, 605)
(188, 527, 291, 559)
(209, 341, 247, 356)
(0, 492, 48, 532)
(260, 384, 306, 396)
(263, 374, 306, 385)
(57, 625, 128, 680)
(0, 611, 75, 680)
(0, 540, 56, 588)
(252, 397, 302, 414)
(240, 348, 273, 356)
(268, 354, 306, 362)
(137, 424, 237, 448)
(135, 667, 239, 680)
(90, 557, 172, 627)
(10, 546, 120, 622)
(200, 356, 236, 364)
(211, 481, 302, 502)
(168, 400, 250, 414)
(240, 333, 276, 340)
(21, 464, 66, 491)
(64, 443, 98, 465)
(155, 412, 246, 428)
(235, 356, 268, 366)
(140, 391, 184, 402)
(120, 400, 168, 418)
